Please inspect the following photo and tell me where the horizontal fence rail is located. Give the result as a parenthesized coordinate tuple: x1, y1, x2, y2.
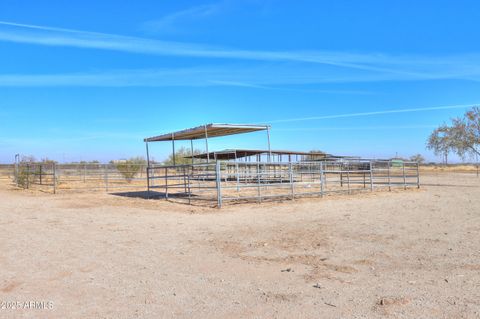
(6, 163, 148, 194)
(2, 159, 424, 206)
(146, 159, 421, 207)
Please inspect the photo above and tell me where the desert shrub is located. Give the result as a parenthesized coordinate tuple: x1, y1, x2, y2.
(15, 156, 38, 188)
(115, 157, 146, 183)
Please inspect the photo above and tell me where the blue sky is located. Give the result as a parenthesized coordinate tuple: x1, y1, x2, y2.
(1, 0, 480, 163)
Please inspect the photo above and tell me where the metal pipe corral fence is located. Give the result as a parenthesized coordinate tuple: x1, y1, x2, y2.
(3, 162, 148, 194)
(146, 159, 422, 208)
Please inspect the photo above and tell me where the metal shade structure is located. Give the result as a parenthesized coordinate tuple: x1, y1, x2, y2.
(144, 123, 272, 166)
(144, 123, 269, 142)
(184, 149, 332, 162)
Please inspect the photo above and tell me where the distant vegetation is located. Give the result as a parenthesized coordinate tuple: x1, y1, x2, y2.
(427, 106, 480, 164)
(15, 156, 57, 188)
(409, 154, 425, 164)
(114, 157, 146, 183)
(162, 147, 203, 166)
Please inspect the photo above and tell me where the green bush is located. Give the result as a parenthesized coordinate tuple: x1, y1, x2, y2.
(115, 157, 146, 183)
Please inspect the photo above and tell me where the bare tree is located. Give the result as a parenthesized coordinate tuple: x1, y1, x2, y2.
(449, 107, 480, 159)
(427, 106, 480, 164)
(426, 125, 453, 164)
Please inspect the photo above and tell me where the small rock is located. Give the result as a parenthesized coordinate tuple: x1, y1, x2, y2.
(313, 283, 322, 289)
(281, 268, 293, 272)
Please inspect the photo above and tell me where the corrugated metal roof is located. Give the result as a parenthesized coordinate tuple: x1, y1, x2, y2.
(144, 123, 269, 142)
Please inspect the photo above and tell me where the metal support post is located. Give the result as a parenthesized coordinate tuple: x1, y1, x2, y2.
(388, 161, 391, 191)
(190, 139, 194, 164)
(204, 125, 210, 163)
(215, 161, 222, 208)
(289, 162, 294, 200)
(416, 162, 420, 188)
(53, 163, 57, 194)
(104, 164, 109, 192)
(369, 161, 374, 191)
(146, 166, 150, 198)
(347, 164, 351, 194)
(266, 126, 272, 162)
(320, 162, 324, 197)
(165, 167, 168, 199)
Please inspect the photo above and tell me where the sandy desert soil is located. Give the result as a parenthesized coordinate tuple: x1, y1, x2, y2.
(0, 173, 479, 318)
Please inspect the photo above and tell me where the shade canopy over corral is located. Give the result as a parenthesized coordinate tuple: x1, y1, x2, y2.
(184, 149, 331, 161)
(144, 123, 270, 142)
(143, 123, 272, 166)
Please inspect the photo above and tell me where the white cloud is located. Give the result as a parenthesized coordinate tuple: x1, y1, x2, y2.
(141, 2, 224, 33)
(268, 104, 477, 123)
(2, 20, 480, 81)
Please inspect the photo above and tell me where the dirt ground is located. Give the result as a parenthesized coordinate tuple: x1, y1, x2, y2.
(0, 173, 479, 318)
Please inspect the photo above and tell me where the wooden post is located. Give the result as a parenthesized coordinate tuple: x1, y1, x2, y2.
(402, 162, 406, 190)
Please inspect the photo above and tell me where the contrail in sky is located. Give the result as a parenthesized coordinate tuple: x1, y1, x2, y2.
(269, 103, 477, 123)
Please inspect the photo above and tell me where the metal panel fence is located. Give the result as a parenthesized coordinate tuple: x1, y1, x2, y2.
(1, 160, 420, 207)
(146, 160, 420, 207)
(4, 163, 147, 193)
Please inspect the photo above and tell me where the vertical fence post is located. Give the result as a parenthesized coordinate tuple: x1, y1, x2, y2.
(402, 162, 406, 190)
(183, 166, 187, 194)
(53, 163, 56, 194)
(320, 162, 324, 197)
(165, 167, 168, 199)
(104, 164, 109, 192)
(235, 162, 240, 192)
(346, 164, 351, 194)
(289, 162, 294, 200)
(83, 163, 87, 183)
(256, 162, 261, 203)
(215, 161, 222, 208)
(39, 164, 43, 185)
(187, 167, 191, 205)
(26, 164, 30, 189)
(416, 162, 420, 188)
(340, 167, 343, 187)
(387, 161, 391, 191)
(369, 161, 374, 192)
(146, 166, 150, 199)
(14, 163, 18, 188)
